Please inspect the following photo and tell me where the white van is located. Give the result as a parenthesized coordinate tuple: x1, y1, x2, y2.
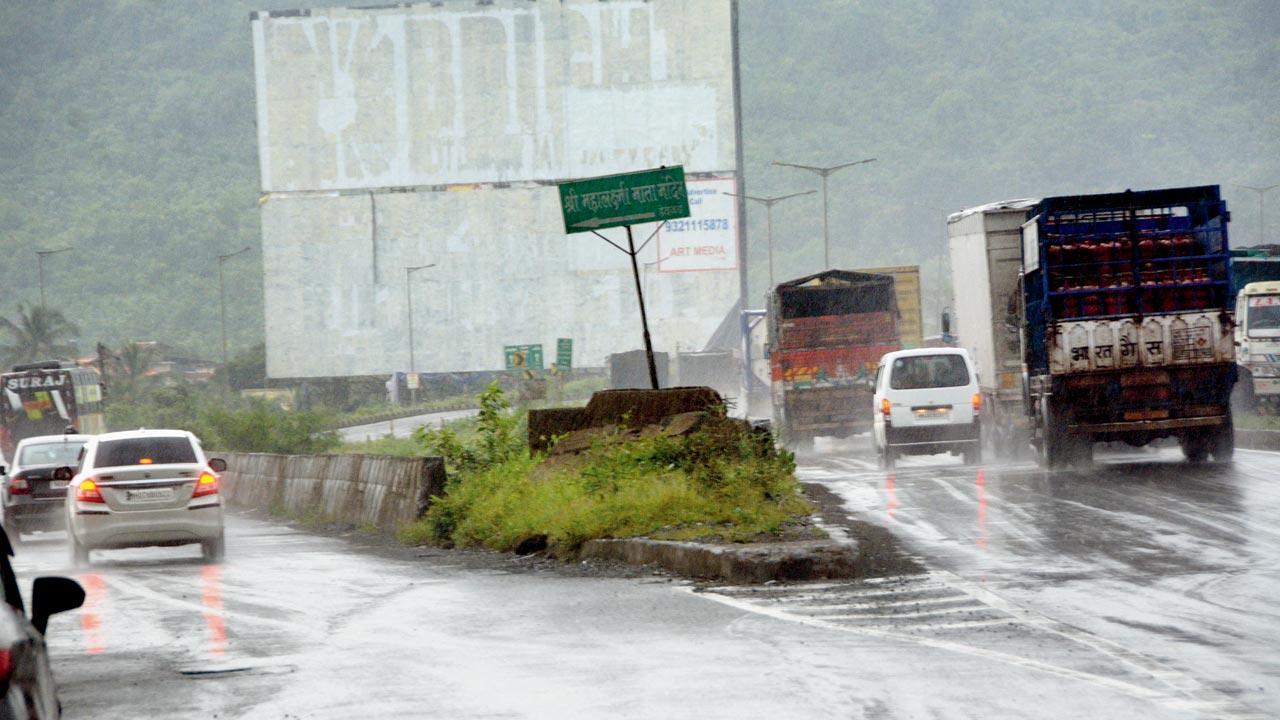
(872, 348, 982, 468)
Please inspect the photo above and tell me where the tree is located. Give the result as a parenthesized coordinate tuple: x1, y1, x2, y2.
(108, 341, 158, 402)
(0, 303, 79, 365)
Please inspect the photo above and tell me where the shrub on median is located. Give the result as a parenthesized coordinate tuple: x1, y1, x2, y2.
(399, 384, 810, 555)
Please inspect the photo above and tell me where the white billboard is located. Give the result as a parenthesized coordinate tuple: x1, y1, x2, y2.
(251, 1, 737, 191)
(252, 0, 741, 377)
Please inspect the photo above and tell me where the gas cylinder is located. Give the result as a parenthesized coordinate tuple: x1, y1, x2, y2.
(1138, 233, 1156, 259)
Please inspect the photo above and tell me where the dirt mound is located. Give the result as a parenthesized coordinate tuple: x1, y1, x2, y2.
(584, 387, 723, 427)
(527, 407, 592, 453)
(528, 387, 725, 454)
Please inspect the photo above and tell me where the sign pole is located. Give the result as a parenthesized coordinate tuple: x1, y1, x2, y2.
(559, 165, 690, 392)
(626, 225, 660, 389)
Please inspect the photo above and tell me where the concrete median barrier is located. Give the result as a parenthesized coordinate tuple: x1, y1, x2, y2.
(213, 451, 446, 531)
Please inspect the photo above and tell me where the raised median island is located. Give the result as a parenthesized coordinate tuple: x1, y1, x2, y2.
(217, 384, 891, 583)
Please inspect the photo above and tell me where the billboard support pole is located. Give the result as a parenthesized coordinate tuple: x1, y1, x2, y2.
(625, 225, 661, 390)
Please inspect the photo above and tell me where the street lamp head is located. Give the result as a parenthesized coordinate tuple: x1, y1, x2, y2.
(218, 246, 252, 263)
(724, 190, 816, 206)
(1236, 183, 1280, 194)
(773, 158, 877, 176)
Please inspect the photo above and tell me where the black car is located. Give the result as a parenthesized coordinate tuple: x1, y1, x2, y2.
(2, 436, 89, 544)
(0, 531, 83, 719)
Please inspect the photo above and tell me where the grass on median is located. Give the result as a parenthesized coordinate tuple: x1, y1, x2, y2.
(397, 383, 812, 557)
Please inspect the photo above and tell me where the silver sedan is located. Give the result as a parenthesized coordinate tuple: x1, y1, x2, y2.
(59, 429, 227, 565)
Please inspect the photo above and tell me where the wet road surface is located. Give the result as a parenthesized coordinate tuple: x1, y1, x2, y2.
(10, 446, 1278, 718)
(800, 445, 1280, 718)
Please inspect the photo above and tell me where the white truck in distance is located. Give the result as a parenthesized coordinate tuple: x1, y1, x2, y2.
(946, 199, 1038, 457)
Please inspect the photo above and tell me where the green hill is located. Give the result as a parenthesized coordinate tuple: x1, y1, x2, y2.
(1, 0, 1276, 357)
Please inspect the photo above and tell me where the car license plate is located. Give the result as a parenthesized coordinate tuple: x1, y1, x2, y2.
(51, 480, 68, 490)
(126, 487, 174, 502)
(913, 407, 949, 418)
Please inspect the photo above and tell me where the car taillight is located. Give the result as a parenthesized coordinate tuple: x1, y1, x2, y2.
(881, 398, 891, 417)
(0, 648, 10, 684)
(972, 393, 982, 412)
(193, 471, 219, 498)
(76, 478, 105, 503)
(8, 474, 30, 495)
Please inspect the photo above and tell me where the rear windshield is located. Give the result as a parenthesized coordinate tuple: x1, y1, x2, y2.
(18, 440, 87, 467)
(94, 437, 197, 467)
(889, 355, 971, 390)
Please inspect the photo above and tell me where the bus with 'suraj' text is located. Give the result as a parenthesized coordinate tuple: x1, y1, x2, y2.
(1, 361, 106, 458)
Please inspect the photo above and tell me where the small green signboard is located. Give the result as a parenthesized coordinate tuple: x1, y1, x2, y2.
(504, 344, 543, 371)
(559, 166, 690, 233)
(555, 338, 573, 370)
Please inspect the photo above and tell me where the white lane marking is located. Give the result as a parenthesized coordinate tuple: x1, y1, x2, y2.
(818, 604, 993, 621)
(716, 584, 952, 604)
(906, 617, 1020, 631)
(935, 570, 1266, 719)
(692, 585, 1266, 719)
(695, 586, 1176, 703)
(794, 595, 979, 614)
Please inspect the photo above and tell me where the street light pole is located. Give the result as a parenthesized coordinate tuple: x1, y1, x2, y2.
(405, 263, 436, 404)
(1237, 184, 1280, 246)
(217, 247, 251, 391)
(773, 158, 876, 270)
(35, 247, 73, 307)
(724, 190, 815, 290)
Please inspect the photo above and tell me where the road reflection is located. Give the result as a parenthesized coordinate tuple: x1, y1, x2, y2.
(885, 473, 898, 519)
(78, 573, 107, 655)
(201, 564, 226, 656)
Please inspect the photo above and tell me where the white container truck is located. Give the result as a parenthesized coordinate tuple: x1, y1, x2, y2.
(946, 199, 1038, 457)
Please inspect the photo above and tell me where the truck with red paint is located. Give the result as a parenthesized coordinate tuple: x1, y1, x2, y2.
(767, 270, 900, 450)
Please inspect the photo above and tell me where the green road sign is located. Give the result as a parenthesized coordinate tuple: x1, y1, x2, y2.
(559, 166, 690, 233)
(555, 338, 573, 369)
(504, 344, 543, 371)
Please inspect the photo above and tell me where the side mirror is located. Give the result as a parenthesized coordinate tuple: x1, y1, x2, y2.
(30, 576, 85, 635)
(52, 467, 74, 481)
(941, 309, 952, 335)
(208, 458, 227, 473)
(0, 466, 6, 476)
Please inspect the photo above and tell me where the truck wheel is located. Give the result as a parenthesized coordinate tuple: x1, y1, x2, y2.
(1070, 437, 1094, 467)
(1180, 433, 1209, 462)
(1040, 397, 1070, 469)
(1211, 420, 1235, 462)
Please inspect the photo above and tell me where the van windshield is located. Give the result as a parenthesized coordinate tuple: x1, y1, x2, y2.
(890, 355, 970, 390)
(1248, 302, 1280, 334)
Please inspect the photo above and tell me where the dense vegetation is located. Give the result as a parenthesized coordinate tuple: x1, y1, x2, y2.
(106, 382, 340, 454)
(399, 384, 810, 554)
(1, 1, 1276, 355)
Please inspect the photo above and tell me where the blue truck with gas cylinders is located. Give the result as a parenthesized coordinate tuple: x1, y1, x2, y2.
(1021, 185, 1235, 466)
